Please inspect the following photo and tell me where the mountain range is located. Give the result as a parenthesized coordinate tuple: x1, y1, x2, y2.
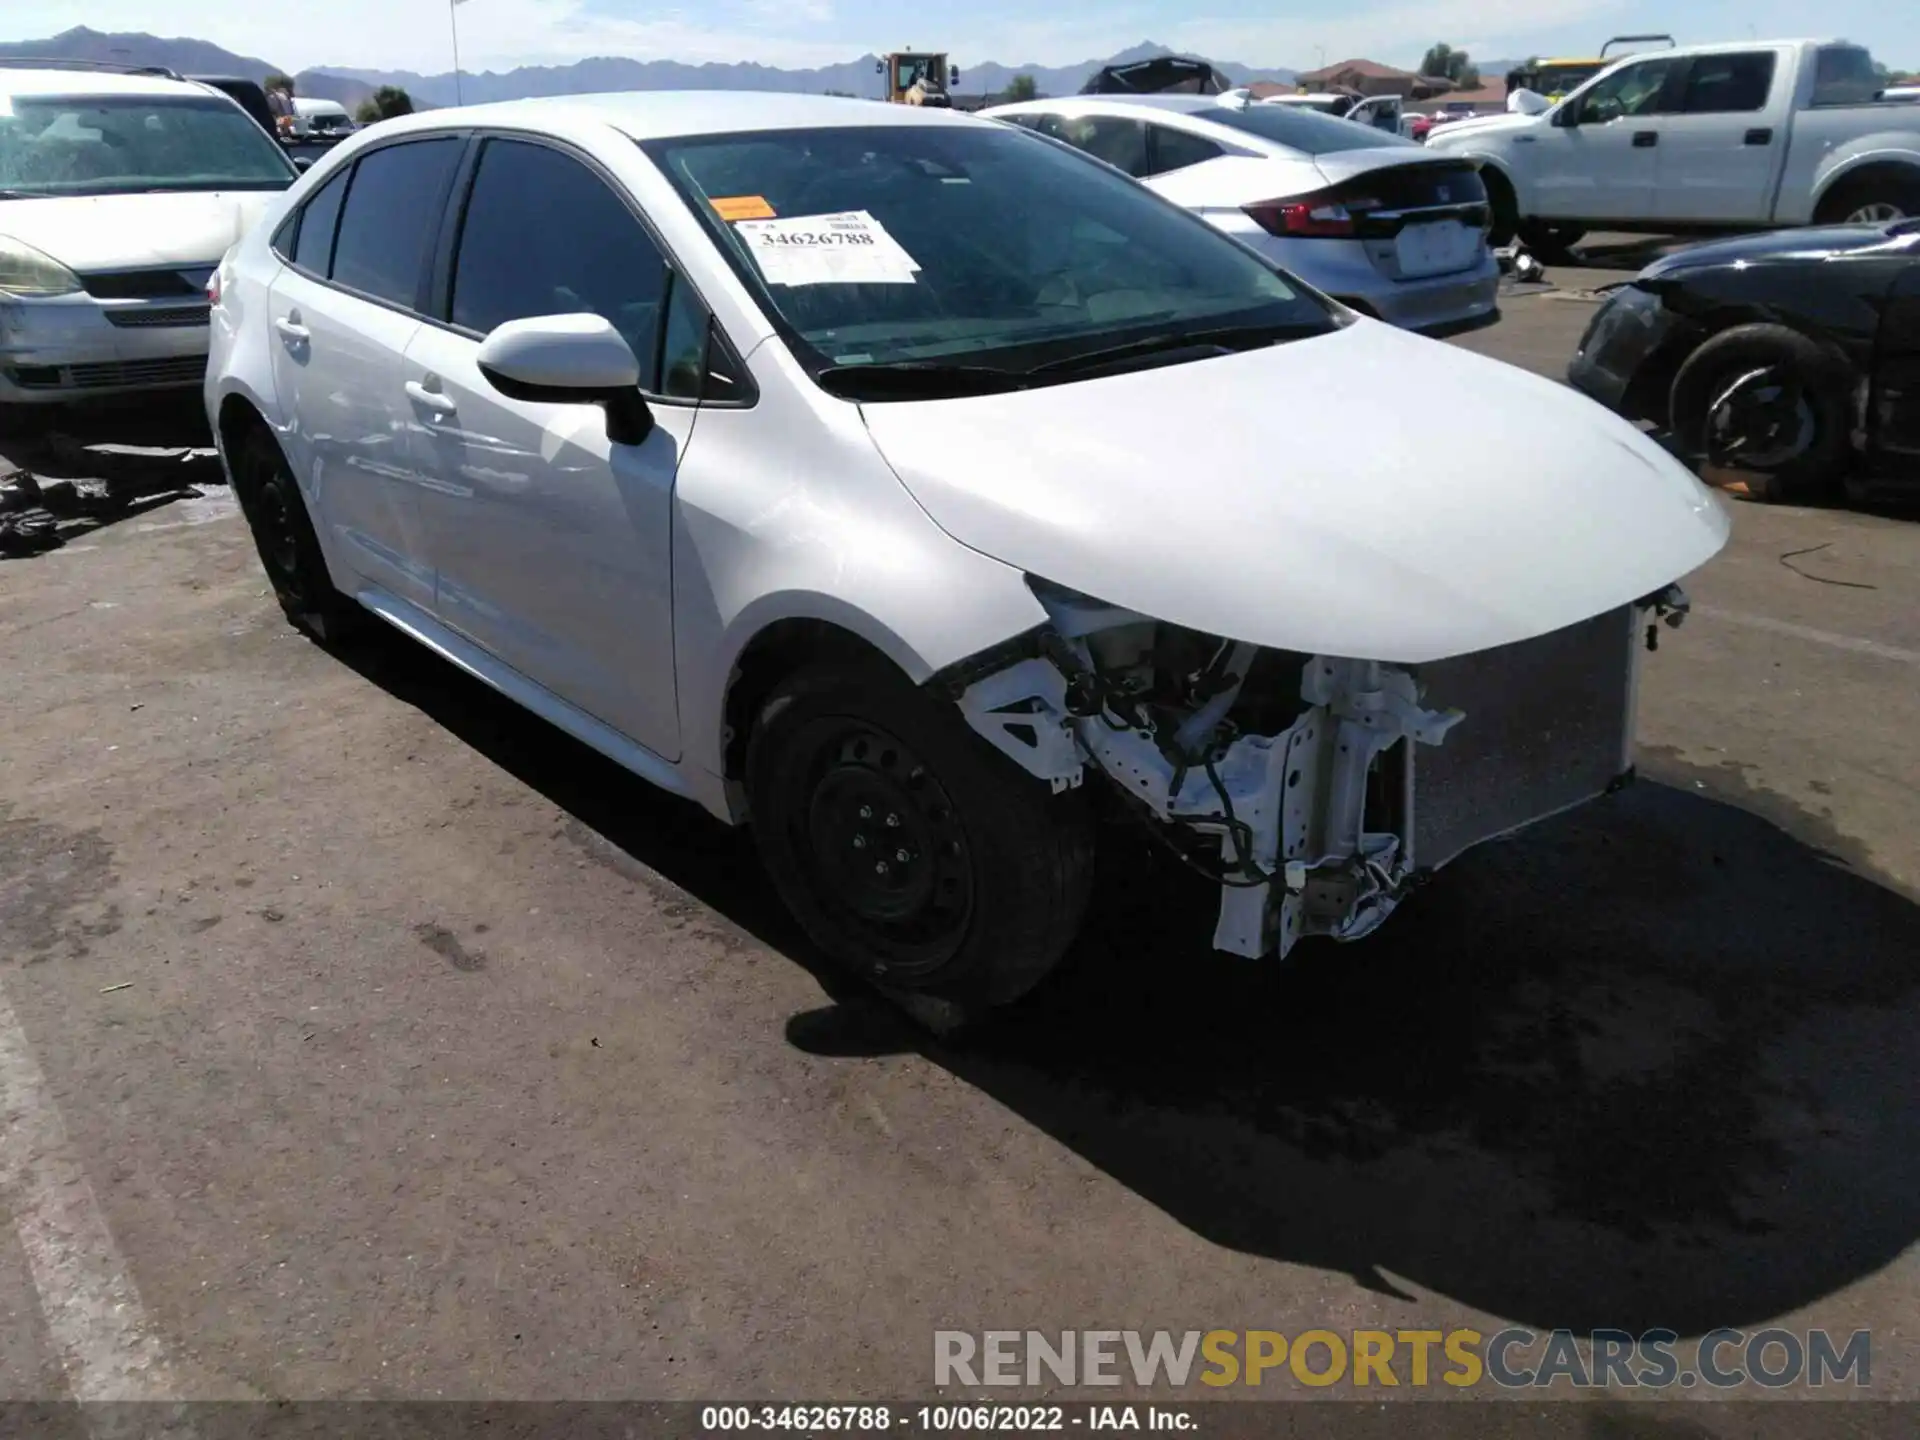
(0, 29, 1303, 112)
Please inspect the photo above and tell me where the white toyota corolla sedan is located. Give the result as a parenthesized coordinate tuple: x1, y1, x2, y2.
(206, 93, 1727, 1027)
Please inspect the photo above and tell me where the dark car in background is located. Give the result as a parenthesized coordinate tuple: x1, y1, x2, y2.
(1079, 56, 1234, 96)
(1570, 219, 1920, 502)
(189, 75, 277, 137)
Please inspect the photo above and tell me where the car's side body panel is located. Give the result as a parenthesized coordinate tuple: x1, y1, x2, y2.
(667, 339, 1050, 802)
(1872, 264, 1920, 460)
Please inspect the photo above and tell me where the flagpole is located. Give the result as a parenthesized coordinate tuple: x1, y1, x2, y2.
(449, 0, 465, 106)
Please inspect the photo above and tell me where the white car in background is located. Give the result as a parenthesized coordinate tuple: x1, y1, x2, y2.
(1423, 39, 1920, 253)
(1264, 92, 1405, 136)
(291, 97, 357, 141)
(986, 93, 1499, 333)
(0, 64, 300, 435)
(205, 93, 1724, 1026)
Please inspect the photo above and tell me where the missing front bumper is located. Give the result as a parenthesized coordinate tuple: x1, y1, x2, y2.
(955, 597, 1662, 961)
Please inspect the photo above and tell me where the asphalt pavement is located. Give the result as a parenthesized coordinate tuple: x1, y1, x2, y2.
(0, 261, 1915, 1417)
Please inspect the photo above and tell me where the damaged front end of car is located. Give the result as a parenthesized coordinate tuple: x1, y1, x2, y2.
(937, 578, 1693, 960)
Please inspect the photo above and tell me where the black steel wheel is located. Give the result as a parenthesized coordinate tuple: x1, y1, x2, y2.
(797, 719, 975, 973)
(1669, 324, 1854, 503)
(234, 427, 366, 641)
(746, 657, 1094, 1019)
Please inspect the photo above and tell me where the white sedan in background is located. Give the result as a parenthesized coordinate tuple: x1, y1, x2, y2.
(206, 93, 1723, 1028)
(985, 93, 1500, 333)
(0, 65, 300, 435)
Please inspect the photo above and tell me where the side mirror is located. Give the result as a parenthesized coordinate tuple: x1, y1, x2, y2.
(1514, 90, 1551, 117)
(950, 66, 961, 84)
(292, 155, 314, 172)
(476, 313, 655, 447)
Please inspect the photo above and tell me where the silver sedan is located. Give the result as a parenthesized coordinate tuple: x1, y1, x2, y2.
(986, 93, 1501, 334)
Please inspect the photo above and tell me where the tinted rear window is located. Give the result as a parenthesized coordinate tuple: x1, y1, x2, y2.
(331, 138, 462, 308)
(292, 168, 348, 274)
(1193, 104, 1416, 155)
(1812, 46, 1882, 106)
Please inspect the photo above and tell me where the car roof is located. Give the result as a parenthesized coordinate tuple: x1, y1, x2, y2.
(0, 66, 215, 100)
(363, 90, 983, 143)
(987, 95, 1226, 118)
(1598, 37, 1844, 63)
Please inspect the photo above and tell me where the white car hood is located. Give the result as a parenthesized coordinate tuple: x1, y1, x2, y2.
(0, 191, 280, 272)
(859, 319, 1729, 664)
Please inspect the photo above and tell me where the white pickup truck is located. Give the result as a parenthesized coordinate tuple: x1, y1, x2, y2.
(1423, 38, 1920, 255)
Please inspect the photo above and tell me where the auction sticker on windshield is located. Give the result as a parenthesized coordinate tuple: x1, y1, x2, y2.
(732, 210, 921, 287)
(710, 194, 777, 221)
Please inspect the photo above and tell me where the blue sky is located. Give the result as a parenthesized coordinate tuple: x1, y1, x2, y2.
(7, 0, 1918, 74)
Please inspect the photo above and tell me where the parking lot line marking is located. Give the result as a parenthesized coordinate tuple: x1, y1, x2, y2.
(1694, 605, 1920, 667)
(0, 980, 177, 1402)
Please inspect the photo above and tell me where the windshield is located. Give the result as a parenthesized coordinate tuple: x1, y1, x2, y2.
(643, 124, 1336, 394)
(0, 94, 297, 197)
(1191, 104, 1415, 154)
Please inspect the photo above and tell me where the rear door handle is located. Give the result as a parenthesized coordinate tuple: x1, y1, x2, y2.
(1632, 131, 1658, 148)
(273, 316, 309, 343)
(1744, 127, 1773, 145)
(405, 380, 457, 415)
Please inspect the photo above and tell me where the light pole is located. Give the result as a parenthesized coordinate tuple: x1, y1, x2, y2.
(450, 0, 469, 106)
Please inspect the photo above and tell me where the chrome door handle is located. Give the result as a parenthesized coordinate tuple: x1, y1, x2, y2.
(404, 380, 457, 414)
(274, 317, 309, 342)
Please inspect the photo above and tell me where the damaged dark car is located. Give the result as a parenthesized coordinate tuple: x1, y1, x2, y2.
(1569, 218, 1920, 501)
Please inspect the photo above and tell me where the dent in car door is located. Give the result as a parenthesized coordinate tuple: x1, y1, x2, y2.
(1872, 262, 1920, 461)
(401, 135, 691, 760)
(267, 137, 465, 612)
(1651, 50, 1788, 224)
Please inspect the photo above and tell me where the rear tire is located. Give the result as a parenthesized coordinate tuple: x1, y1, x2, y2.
(745, 657, 1095, 1025)
(1668, 323, 1854, 503)
(232, 427, 367, 642)
(1813, 170, 1920, 226)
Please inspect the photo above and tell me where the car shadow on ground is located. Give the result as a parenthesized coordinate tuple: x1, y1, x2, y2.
(1, 404, 222, 558)
(337, 622, 1920, 1340)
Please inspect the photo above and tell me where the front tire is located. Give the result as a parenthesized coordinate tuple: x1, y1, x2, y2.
(1483, 171, 1520, 247)
(1516, 221, 1587, 264)
(745, 658, 1094, 1022)
(1668, 323, 1854, 503)
(232, 427, 366, 642)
